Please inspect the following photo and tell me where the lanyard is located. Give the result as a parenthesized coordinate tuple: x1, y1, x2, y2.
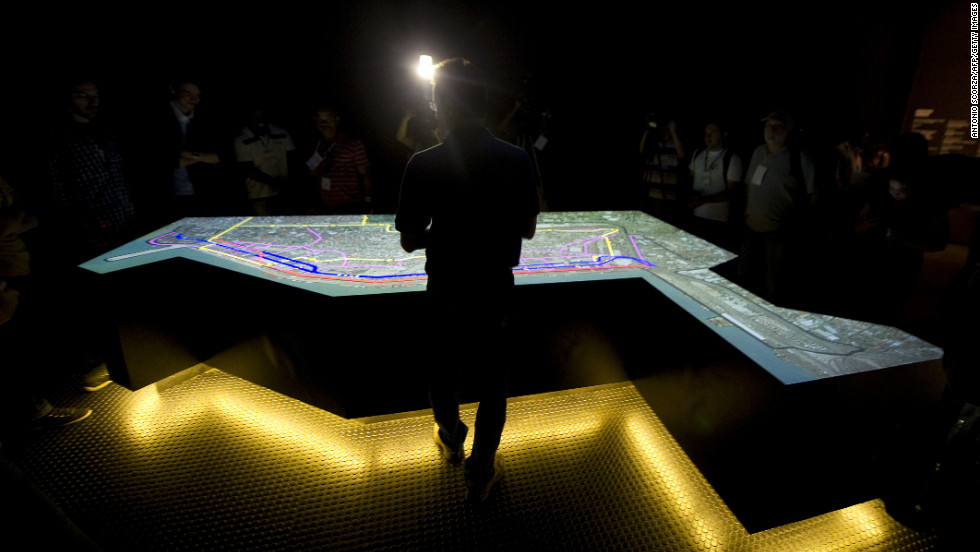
(704, 149, 725, 172)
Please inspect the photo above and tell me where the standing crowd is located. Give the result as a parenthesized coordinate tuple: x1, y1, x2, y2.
(636, 111, 968, 327)
(0, 76, 379, 435)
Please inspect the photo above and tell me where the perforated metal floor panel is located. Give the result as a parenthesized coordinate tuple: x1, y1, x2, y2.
(5, 369, 939, 551)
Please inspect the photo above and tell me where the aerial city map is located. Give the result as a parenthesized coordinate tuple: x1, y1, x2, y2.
(81, 211, 943, 384)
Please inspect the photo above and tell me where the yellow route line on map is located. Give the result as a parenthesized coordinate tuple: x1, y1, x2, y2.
(300, 255, 425, 263)
(200, 217, 254, 254)
(537, 227, 618, 233)
(540, 228, 620, 255)
(208, 217, 253, 241)
(528, 227, 622, 263)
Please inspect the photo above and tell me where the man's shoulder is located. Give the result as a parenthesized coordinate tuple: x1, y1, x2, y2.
(335, 132, 363, 146)
(745, 145, 766, 167)
(234, 126, 255, 143)
(267, 124, 292, 140)
(405, 141, 447, 167)
(43, 121, 72, 142)
(46, 121, 115, 145)
(412, 140, 444, 156)
(406, 129, 530, 167)
(490, 136, 532, 161)
(488, 133, 525, 151)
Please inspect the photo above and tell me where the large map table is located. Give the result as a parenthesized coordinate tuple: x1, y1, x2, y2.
(83, 211, 942, 386)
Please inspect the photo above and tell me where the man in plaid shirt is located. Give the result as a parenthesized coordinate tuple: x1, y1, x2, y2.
(41, 79, 137, 265)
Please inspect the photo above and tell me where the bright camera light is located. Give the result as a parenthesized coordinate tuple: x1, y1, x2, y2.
(417, 55, 434, 80)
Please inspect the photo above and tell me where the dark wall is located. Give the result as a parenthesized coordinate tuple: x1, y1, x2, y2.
(0, 1, 946, 210)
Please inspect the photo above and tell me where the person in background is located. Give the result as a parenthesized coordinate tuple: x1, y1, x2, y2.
(395, 105, 439, 157)
(40, 79, 138, 264)
(1, 175, 92, 435)
(738, 111, 816, 304)
(147, 79, 231, 224)
(687, 120, 743, 250)
(234, 103, 296, 216)
(306, 106, 373, 214)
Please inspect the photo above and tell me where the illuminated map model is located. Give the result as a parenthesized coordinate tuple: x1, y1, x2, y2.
(82, 211, 943, 384)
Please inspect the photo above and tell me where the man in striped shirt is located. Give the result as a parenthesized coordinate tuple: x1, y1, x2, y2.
(306, 107, 373, 214)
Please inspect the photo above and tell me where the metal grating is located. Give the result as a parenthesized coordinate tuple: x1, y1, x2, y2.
(6, 368, 939, 551)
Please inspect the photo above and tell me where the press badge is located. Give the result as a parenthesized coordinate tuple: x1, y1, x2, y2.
(751, 165, 767, 186)
(534, 134, 548, 150)
(306, 152, 323, 172)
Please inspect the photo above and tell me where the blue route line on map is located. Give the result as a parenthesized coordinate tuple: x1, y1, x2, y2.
(173, 234, 426, 279)
(516, 256, 655, 271)
(171, 234, 654, 280)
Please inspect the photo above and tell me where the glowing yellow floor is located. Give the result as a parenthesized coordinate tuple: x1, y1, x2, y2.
(10, 368, 937, 551)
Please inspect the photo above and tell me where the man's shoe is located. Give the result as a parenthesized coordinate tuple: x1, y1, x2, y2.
(434, 423, 467, 465)
(465, 453, 504, 503)
(30, 407, 92, 430)
(82, 363, 112, 392)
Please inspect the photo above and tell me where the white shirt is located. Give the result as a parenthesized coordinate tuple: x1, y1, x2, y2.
(689, 148, 743, 222)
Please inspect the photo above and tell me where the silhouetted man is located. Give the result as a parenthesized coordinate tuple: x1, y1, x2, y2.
(31, 78, 129, 392)
(234, 104, 296, 215)
(42, 79, 138, 265)
(738, 111, 815, 304)
(306, 106, 373, 214)
(148, 79, 229, 224)
(395, 58, 539, 503)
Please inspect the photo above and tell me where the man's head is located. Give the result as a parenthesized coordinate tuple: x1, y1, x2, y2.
(170, 81, 201, 115)
(313, 107, 340, 141)
(70, 81, 100, 123)
(704, 122, 727, 150)
(888, 179, 910, 203)
(432, 58, 487, 131)
(761, 111, 793, 151)
(244, 98, 269, 131)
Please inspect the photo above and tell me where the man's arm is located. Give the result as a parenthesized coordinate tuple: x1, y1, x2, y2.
(179, 151, 220, 168)
(802, 151, 818, 206)
(524, 215, 537, 240)
(395, 150, 431, 253)
(0, 280, 19, 325)
(396, 110, 416, 150)
(400, 228, 428, 253)
(358, 166, 374, 205)
(0, 209, 38, 239)
(667, 121, 685, 160)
